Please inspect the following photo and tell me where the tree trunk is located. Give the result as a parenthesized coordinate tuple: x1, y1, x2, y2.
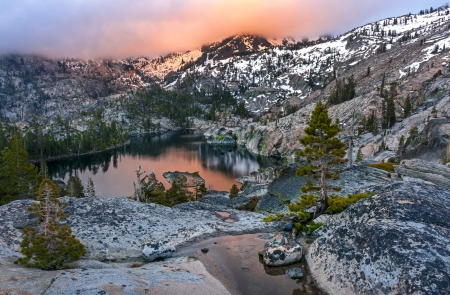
(320, 161, 328, 213)
(348, 138, 353, 169)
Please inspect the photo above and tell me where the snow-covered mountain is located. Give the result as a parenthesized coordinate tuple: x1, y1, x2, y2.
(1, 7, 449, 123)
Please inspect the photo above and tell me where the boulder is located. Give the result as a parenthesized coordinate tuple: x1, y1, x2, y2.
(142, 240, 175, 262)
(258, 232, 289, 256)
(307, 181, 450, 295)
(285, 268, 304, 279)
(263, 242, 302, 266)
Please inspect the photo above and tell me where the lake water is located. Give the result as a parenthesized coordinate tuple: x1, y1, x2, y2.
(47, 130, 277, 197)
(176, 233, 323, 295)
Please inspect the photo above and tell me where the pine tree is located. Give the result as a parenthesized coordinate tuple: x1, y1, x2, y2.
(229, 184, 239, 199)
(84, 177, 97, 198)
(66, 174, 85, 198)
(0, 134, 41, 205)
(195, 183, 207, 200)
(133, 167, 165, 203)
(432, 105, 438, 118)
(163, 175, 190, 207)
(398, 135, 405, 151)
(356, 147, 363, 162)
(294, 102, 346, 217)
(15, 179, 86, 270)
(403, 96, 411, 118)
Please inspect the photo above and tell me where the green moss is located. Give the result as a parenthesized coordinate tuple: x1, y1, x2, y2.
(326, 192, 376, 214)
(365, 162, 396, 172)
(236, 196, 262, 211)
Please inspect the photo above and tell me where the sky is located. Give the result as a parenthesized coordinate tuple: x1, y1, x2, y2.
(0, 0, 446, 59)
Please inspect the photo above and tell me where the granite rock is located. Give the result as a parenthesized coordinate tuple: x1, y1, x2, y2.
(307, 181, 450, 295)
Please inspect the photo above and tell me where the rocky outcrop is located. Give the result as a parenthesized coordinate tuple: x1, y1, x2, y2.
(0, 256, 231, 295)
(203, 126, 236, 145)
(400, 117, 450, 163)
(0, 197, 277, 262)
(162, 171, 205, 186)
(307, 182, 450, 295)
(256, 163, 392, 213)
(395, 159, 450, 189)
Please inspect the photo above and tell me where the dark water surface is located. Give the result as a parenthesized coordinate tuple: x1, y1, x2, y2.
(47, 130, 277, 197)
(176, 233, 323, 295)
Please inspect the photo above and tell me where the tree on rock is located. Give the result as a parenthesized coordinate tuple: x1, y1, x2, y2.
(15, 179, 86, 270)
(229, 184, 239, 199)
(294, 102, 346, 216)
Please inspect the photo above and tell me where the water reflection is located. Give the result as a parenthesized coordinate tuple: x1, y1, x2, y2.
(47, 130, 277, 197)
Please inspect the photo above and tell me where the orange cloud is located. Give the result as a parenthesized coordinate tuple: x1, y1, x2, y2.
(0, 0, 443, 59)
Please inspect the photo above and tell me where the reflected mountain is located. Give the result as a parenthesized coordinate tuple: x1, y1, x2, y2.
(47, 130, 278, 197)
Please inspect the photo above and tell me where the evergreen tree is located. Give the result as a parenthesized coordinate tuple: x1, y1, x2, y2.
(409, 126, 419, 137)
(403, 96, 412, 118)
(84, 177, 97, 198)
(163, 175, 190, 207)
(0, 135, 41, 205)
(356, 147, 363, 162)
(294, 102, 346, 217)
(133, 167, 165, 203)
(382, 83, 397, 129)
(39, 160, 48, 179)
(432, 105, 438, 118)
(15, 179, 86, 270)
(195, 182, 207, 200)
(229, 184, 239, 199)
(398, 135, 405, 151)
(66, 174, 85, 198)
(328, 75, 356, 104)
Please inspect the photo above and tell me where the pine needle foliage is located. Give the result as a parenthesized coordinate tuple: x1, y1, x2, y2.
(229, 184, 239, 199)
(65, 174, 85, 198)
(295, 102, 346, 215)
(326, 192, 376, 213)
(15, 179, 86, 270)
(0, 134, 41, 205)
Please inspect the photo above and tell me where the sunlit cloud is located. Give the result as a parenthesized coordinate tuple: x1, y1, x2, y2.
(0, 0, 444, 59)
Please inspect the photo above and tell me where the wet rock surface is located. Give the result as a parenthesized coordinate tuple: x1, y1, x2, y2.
(0, 197, 279, 294)
(307, 181, 450, 295)
(286, 268, 304, 279)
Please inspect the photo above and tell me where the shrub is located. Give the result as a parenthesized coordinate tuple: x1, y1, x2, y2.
(229, 184, 239, 199)
(326, 192, 376, 214)
(236, 196, 262, 211)
(365, 162, 396, 172)
(15, 179, 86, 270)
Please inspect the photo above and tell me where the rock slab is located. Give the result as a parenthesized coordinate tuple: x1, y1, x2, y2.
(307, 181, 450, 295)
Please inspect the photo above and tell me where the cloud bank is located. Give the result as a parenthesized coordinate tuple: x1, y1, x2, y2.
(0, 0, 444, 59)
